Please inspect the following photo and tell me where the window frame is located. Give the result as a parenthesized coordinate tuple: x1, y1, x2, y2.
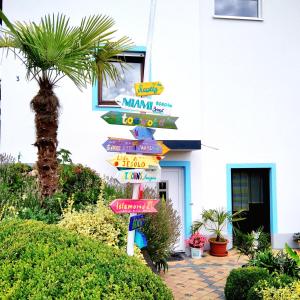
(98, 52, 145, 106)
(213, 0, 263, 21)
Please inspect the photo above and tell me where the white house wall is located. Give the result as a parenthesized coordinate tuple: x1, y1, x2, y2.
(1, 0, 300, 248)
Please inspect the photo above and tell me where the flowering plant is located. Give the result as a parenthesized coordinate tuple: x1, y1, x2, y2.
(186, 232, 207, 249)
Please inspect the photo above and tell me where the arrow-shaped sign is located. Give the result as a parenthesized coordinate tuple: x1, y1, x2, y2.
(157, 141, 170, 155)
(101, 111, 178, 129)
(130, 126, 155, 140)
(115, 95, 172, 115)
(115, 168, 161, 184)
(107, 154, 161, 169)
(134, 81, 164, 96)
(103, 138, 163, 155)
(110, 199, 159, 214)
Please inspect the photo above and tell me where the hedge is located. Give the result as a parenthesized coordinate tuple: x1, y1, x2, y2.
(0, 219, 173, 299)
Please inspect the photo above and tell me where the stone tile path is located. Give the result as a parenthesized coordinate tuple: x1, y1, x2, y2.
(161, 250, 248, 300)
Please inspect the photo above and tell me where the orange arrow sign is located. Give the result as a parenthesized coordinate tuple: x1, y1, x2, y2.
(157, 141, 170, 155)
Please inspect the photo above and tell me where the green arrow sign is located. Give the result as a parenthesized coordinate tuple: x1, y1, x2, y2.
(101, 111, 178, 129)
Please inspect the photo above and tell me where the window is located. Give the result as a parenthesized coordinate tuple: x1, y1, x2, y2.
(214, 0, 261, 19)
(158, 181, 168, 201)
(98, 51, 145, 106)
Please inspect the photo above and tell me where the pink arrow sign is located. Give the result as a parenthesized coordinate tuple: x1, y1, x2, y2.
(109, 199, 159, 214)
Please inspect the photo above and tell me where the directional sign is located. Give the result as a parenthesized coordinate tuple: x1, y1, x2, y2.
(130, 126, 155, 140)
(129, 214, 145, 231)
(103, 138, 163, 155)
(101, 111, 178, 129)
(157, 141, 170, 155)
(134, 81, 164, 96)
(110, 199, 159, 214)
(115, 95, 172, 115)
(115, 168, 161, 184)
(107, 154, 161, 169)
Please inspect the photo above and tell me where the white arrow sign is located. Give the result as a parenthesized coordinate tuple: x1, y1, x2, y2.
(115, 168, 161, 184)
(115, 95, 172, 115)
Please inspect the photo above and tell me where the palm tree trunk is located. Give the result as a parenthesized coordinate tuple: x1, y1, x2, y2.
(31, 78, 59, 202)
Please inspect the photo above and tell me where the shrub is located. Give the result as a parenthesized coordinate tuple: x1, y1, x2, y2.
(224, 266, 270, 300)
(234, 227, 270, 259)
(0, 219, 173, 299)
(260, 280, 300, 300)
(58, 199, 128, 249)
(141, 197, 181, 272)
(249, 249, 300, 278)
(247, 273, 295, 300)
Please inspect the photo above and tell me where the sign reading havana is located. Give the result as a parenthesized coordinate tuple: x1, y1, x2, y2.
(110, 199, 159, 214)
(101, 111, 178, 129)
(115, 168, 161, 184)
(134, 81, 164, 96)
(115, 95, 172, 115)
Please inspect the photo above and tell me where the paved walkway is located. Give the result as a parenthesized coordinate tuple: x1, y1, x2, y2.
(161, 250, 248, 300)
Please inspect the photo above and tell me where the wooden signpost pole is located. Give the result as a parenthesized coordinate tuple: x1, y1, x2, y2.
(126, 183, 140, 256)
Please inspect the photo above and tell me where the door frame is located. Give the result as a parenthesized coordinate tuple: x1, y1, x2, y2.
(226, 163, 278, 245)
(160, 161, 192, 238)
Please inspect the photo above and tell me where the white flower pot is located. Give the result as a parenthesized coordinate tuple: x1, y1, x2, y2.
(191, 247, 203, 259)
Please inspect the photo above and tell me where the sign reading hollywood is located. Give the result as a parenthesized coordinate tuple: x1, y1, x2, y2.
(103, 138, 163, 155)
(107, 153, 161, 169)
(110, 199, 159, 214)
(116, 168, 161, 184)
(115, 95, 172, 115)
(134, 81, 164, 96)
(101, 111, 178, 129)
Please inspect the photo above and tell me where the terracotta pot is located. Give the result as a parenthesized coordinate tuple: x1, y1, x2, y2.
(209, 238, 228, 257)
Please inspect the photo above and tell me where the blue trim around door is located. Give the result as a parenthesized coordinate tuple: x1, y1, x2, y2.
(160, 160, 192, 238)
(92, 46, 147, 112)
(226, 163, 278, 235)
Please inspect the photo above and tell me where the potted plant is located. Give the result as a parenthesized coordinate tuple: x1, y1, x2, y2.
(192, 208, 245, 257)
(186, 232, 207, 259)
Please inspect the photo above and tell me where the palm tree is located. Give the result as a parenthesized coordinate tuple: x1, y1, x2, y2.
(0, 11, 132, 202)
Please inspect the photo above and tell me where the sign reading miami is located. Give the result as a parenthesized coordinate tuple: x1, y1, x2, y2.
(115, 95, 172, 115)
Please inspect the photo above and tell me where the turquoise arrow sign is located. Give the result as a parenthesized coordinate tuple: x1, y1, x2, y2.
(101, 111, 178, 129)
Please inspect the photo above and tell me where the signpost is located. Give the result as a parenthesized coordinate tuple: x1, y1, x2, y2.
(134, 81, 164, 96)
(115, 95, 172, 115)
(115, 168, 161, 184)
(103, 138, 163, 155)
(109, 199, 159, 214)
(101, 111, 178, 129)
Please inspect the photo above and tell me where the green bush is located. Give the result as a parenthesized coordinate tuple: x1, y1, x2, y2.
(249, 249, 300, 278)
(141, 197, 181, 272)
(0, 219, 173, 299)
(260, 280, 300, 300)
(247, 274, 295, 300)
(58, 199, 128, 249)
(224, 266, 270, 300)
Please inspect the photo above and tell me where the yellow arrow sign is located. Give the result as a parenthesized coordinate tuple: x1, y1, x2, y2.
(134, 81, 164, 96)
(157, 141, 170, 155)
(107, 154, 162, 169)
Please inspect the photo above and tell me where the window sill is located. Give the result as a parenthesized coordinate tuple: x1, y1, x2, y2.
(213, 15, 264, 21)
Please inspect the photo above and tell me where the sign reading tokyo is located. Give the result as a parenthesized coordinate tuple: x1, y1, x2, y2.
(115, 95, 172, 115)
(103, 138, 163, 155)
(116, 168, 161, 184)
(101, 111, 178, 129)
(134, 81, 164, 96)
(107, 154, 161, 169)
(110, 199, 159, 214)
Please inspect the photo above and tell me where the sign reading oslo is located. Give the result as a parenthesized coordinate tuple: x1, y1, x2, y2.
(134, 81, 164, 96)
(101, 111, 178, 129)
(107, 153, 161, 169)
(110, 199, 159, 214)
(115, 95, 172, 115)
